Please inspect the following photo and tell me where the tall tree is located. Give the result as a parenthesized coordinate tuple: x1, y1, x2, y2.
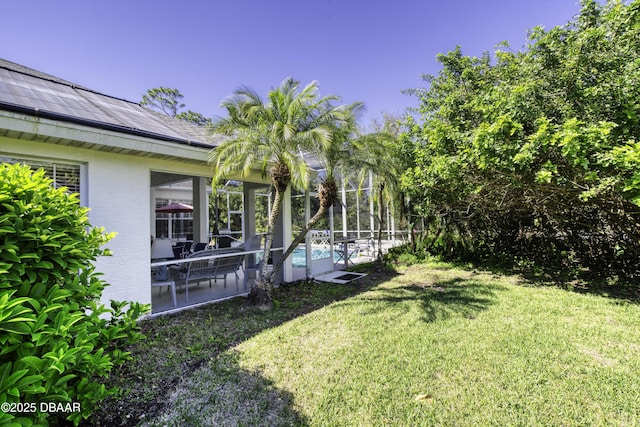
(356, 116, 404, 261)
(209, 78, 338, 308)
(271, 101, 365, 276)
(141, 87, 213, 126)
(140, 87, 185, 117)
(175, 110, 212, 126)
(403, 0, 640, 282)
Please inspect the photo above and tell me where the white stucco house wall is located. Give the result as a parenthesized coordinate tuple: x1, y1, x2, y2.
(0, 58, 295, 312)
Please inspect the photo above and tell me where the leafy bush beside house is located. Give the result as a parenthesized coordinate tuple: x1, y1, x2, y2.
(0, 163, 148, 426)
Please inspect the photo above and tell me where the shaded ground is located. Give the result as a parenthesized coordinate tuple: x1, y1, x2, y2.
(86, 263, 396, 426)
(77, 259, 640, 426)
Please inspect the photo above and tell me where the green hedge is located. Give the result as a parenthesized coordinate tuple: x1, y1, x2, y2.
(0, 163, 148, 426)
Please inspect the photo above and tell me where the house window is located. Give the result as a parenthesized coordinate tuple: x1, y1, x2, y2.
(1, 156, 82, 196)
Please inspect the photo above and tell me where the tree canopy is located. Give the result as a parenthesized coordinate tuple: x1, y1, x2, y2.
(140, 87, 185, 116)
(401, 0, 640, 283)
(176, 110, 212, 126)
(274, 101, 365, 273)
(141, 87, 212, 126)
(209, 78, 342, 307)
(356, 114, 406, 260)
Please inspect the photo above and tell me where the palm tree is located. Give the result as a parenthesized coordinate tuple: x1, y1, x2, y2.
(271, 101, 365, 276)
(356, 119, 403, 261)
(209, 78, 337, 307)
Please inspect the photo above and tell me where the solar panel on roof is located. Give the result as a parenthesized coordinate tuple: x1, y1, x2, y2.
(0, 58, 215, 147)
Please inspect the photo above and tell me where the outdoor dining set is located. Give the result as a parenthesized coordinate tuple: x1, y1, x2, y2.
(150, 235, 263, 308)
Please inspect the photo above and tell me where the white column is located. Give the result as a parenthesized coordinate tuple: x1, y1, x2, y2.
(341, 180, 348, 269)
(329, 205, 335, 270)
(391, 201, 396, 244)
(305, 188, 312, 279)
(341, 180, 348, 238)
(283, 186, 292, 282)
(243, 185, 257, 241)
(192, 177, 209, 244)
(356, 190, 361, 239)
(150, 186, 157, 239)
(243, 183, 258, 281)
(387, 202, 391, 241)
(273, 186, 292, 283)
(369, 172, 375, 237)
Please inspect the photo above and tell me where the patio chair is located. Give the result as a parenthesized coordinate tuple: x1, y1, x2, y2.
(151, 265, 177, 308)
(173, 241, 193, 258)
(151, 279, 177, 308)
(210, 248, 245, 289)
(151, 238, 175, 260)
(170, 248, 244, 302)
(192, 242, 208, 252)
(216, 235, 233, 248)
(172, 246, 184, 259)
(182, 241, 193, 255)
(170, 249, 215, 302)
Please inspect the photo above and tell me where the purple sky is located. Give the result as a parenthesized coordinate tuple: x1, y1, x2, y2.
(2, 0, 590, 125)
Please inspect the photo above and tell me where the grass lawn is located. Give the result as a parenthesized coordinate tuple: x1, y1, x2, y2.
(93, 261, 640, 426)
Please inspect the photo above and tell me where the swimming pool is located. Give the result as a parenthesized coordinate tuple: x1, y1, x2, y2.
(257, 247, 341, 268)
(292, 247, 341, 268)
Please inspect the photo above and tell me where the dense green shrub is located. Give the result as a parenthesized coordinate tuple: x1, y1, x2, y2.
(0, 163, 148, 426)
(401, 0, 640, 285)
(385, 244, 425, 267)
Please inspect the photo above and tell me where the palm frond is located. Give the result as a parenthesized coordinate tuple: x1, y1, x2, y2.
(209, 77, 365, 198)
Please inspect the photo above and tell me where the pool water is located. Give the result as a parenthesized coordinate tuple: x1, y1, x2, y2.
(292, 247, 341, 268)
(257, 247, 341, 268)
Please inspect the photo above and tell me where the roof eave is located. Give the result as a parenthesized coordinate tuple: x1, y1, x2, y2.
(0, 101, 215, 149)
(0, 109, 214, 164)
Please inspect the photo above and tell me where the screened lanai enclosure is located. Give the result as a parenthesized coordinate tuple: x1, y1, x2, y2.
(149, 168, 409, 314)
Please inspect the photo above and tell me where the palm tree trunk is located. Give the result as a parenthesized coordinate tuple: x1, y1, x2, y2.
(261, 187, 284, 282)
(246, 186, 285, 308)
(376, 183, 385, 261)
